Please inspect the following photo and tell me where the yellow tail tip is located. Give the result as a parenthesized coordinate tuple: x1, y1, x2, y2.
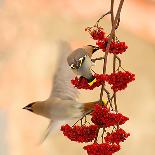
(102, 99, 107, 105)
(88, 78, 97, 86)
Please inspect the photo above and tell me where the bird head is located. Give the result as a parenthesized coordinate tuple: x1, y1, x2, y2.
(23, 102, 36, 112)
(67, 45, 99, 70)
(67, 48, 87, 70)
(85, 45, 99, 54)
(23, 101, 48, 117)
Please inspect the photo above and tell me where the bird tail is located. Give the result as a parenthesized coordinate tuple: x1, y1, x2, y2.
(39, 120, 53, 145)
(87, 76, 97, 86)
(38, 119, 69, 145)
(82, 101, 97, 114)
(82, 99, 106, 114)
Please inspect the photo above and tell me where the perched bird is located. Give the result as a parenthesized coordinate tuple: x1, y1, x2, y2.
(67, 45, 99, 86)
(23, 42, 98, 143)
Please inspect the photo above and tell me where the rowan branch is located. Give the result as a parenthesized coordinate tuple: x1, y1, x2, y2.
(100, 0, 125, 102)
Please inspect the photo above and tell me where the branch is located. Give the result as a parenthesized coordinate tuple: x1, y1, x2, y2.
(113, 55, 118, 113)
(100, 0, 125, 102)
(112, 0, 124, 113)
(95, 11, 111, 27)
(72, 0, 125, 135)
(111, 0, 115, 26)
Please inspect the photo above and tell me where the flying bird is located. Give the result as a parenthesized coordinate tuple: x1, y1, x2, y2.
(67, 45, 100, 86)
(23, 42, 98, 143)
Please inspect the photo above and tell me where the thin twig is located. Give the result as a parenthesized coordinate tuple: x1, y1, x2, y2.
(91, 56, 105, 63)
(80, 118, 83, 126)
(102, 87, 111, 105)
(115, 55, 123, 71)
(101, 127, 106, 143)
(116, 55, 121, 67)
(95, 11, 111, 27)
(113, 92, 118, 112)
(94, 127, 100, 143)
(72, 110, 92, 127)
(91, 69, 97, 74)
(116, 17, 121, 29)
(120, 66, 126, 71)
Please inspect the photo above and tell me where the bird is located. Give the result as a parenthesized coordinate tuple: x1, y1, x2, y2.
(23, 42, 98, 143)
(67, 45, 100, 86)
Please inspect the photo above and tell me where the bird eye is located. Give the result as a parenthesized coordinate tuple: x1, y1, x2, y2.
(70, 64, 75, 69)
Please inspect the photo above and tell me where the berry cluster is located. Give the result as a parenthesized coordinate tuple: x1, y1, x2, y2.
(61, 104, 130, 155)
(61, 124, 98, 143)
(71, 74, 106, 90)
(96, 39, 128, 54)
(105, 128, 130, 145)
(85, 26, 105, 40)
(84, 143, 120, 155)
(107, 71, 135, 91)
(71, 71, 135, 91)
(85, 26, 128, 54)
(91, 104, 129, 127)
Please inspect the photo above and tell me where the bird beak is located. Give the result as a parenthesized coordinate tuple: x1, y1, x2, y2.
(23, 102, 35, 112)
(22, 105, 32, 112)
(23, 106, 26, 109)
(22, 105, 30, 110)
(92, 46, 99, 53)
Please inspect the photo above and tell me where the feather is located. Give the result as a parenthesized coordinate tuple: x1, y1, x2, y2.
(39, 119, 69, 144)
(49, 41, 79, 100)
(39, 120, 53, 144)
(82, 101, 98, 114)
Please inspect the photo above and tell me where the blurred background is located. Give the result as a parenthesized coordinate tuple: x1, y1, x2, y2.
(0, 0, 155, 155)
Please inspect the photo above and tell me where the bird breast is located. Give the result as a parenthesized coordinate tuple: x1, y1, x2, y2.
(75, 56, 93, 79)
(43, 98, 83, 120)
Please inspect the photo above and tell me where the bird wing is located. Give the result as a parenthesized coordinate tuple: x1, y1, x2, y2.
(39, 120, 53, 144)
(39, 119, 69, 144)
(49, 41, 79, 100)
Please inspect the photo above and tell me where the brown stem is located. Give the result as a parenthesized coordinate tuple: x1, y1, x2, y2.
(95, 11, 111, 27)
(102, 87, 111, 104)
(113, 55, 116, 72)
(72, 110, 92, 127)
(116, 55, 121, 67)
(116, 17, 121, 29)
(91, 56, 105, 63)
(113, 54, 118, 113)
(94, 127, 100, 143)
(101, 127, 106, 143)
(100, 0, 125, 102)
(111, 0, 115, 26)
(113, 92, 118, 112)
